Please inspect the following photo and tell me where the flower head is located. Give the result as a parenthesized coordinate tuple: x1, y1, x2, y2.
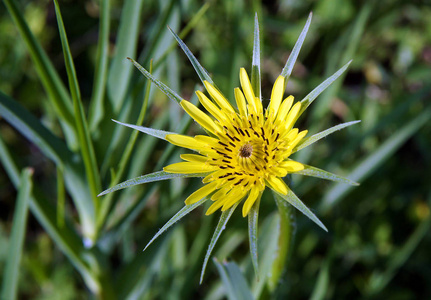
(100, 12, 360, 282)
(164, 70, 308, 217)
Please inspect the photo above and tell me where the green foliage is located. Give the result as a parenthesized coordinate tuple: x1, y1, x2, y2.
(1, 0, 430, 299)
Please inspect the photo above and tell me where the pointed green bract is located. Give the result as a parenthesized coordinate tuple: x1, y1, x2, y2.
(274, 187, 328, 232)
(293, 120, 361, 153)
(112, 120, 177, 140)
(281, 12, 312, 80)
(143, 197, 210, 251)
(98, 171, 210, 196)
(299, 60, 352, 116)
(248, 195, 261, 278)
(251, 13, 261, 101)
(296, 164, 359, 186)
(168, 26, 214, 85)
(128, 57, 183, 104)
(200, 203, 239, 284)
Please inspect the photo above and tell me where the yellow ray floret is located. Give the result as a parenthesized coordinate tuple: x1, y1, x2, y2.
(268, 75, 285, 117)
(165, 134, 207, 151)
(184, 181, 219, 205)
(164, 162, 217, 174)
(242, 187, 260, 217)
(180, 100, 219, 134)
(203, 81, 235, 114)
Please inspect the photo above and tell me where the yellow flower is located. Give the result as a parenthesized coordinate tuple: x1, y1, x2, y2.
(164, 69, 308, 217)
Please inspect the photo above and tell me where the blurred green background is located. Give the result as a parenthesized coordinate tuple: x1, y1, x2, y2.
(1, 0, 430, 299)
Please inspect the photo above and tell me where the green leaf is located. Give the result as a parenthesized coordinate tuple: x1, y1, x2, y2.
(269, 193, 296, 292)
(88, 0, 111, 131)
(310, 258, 331, 300)
(1, 168, 32, 300)
(200, 203, 239, 284)
(168, 26, 214, 85)
(2, 0, 76, 145)
(128, 57, 183, 104)
(248, 195, 262, 278)
(281, 12, 312, 81)
(112, 120, 177, 140)
(299, 60, 352, 116)
(213, 259, 254, 300)
(274, 187, 327, 232)
(295, 164, 359, 186)
(293, 120, 361, 153)
(53, 0, 101, 221)
(251, 13, 261, 100)
(107, 0, 145, 113)
(143, 197, 210, 251)
(320, 106, 431, 213)
(98, 171, 209, 196)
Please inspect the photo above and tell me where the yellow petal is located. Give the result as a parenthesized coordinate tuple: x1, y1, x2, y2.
(276, 96, 294, 123)
(164, 162, 217, 174)
(180, 154, 208, 163)
(284, 102, 301, 131)
(239, 68, 257, 113)
(266, 176, 288, 195)
(272, 166, 288, 177)
(268, 76, 285, 117)
(211, 186, 230, 201)
(166, 134, 207, 151)
(242, 187, 260, 217)
(222, 188, 247, 211)
(185, 181, 218, 205)
(234, 88, 247, 117)
(289, 130, 308, 149)
(196, 90, 228, 122)
(203, 81, 235, 114)
(194, 135, 219, 145)
(206, 198, 228, 215)
(279, 160, 304, 172)
(180, 100, 218, 134)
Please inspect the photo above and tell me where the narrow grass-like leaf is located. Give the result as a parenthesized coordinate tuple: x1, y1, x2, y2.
(143, 197, 210, 251)
(89, 0, 110, 131)
(168, 26, 214, 85)
(274, 187, 327, 232)
(2, 0, 76, 143)
(295, 164, 359, 186)
(270, 192, 295, 291)
(320, 107, 431, 213)
(248, 195, 261, 278)
(56, 166, 65, 228)
(299, 60, 352, 116)
(251, 13, 261, 100)
(98, 171, 209, 196)
(128, 57, 183, 104)
(0, 92, 96, 241)
(200, 203, 239, 284)
(1, 168, 32, 300)
(281, 12, 312, 80)
(53, 0, 101, 214)
(107, 0, 144, 113)
(214, 259, 254, 300)
(310, 258, 331, 300)
(97, 62, 154, 229)
(112, 120, 177, 140)
(293, 120, 361, 153)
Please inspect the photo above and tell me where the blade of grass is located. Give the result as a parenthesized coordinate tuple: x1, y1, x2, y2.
(107, 0, 145, 113)
(0, 91, 96, 242)
(1, 168, 32, 300)
(281, 12, 312, 82)
(89, 0, 111, 131)
(2, 0, 76, 145)
(200, 203, 239, 284)
(320, 107, 431, 213)
(53, 0, 101, 229)
(251, 13, 261, 100)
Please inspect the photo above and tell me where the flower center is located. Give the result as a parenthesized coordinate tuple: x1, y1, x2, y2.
(239, 143, 253, 158)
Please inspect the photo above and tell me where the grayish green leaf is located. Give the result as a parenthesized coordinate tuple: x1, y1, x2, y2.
(98, 171, 209, 196)
(295, 164, 359, 186)
(143, 197, 210, 251)
(274, 187, 327, 232)
(200, 203, 239, 284)
(293, 120, 361, 153)
(248, 195, 261, 278)
(281, 12, 312, 81)
(214, 259, 254, 300)
(251, 13, 261, 101)
(112, 120, 177, 140)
